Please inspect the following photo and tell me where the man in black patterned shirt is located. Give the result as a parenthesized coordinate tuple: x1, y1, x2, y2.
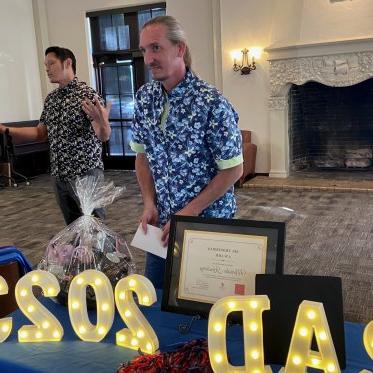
(0, 46, 112, 225)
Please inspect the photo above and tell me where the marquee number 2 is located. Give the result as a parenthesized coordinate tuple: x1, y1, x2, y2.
(115, 274, 159, 354)
(15, 270, 63, 342)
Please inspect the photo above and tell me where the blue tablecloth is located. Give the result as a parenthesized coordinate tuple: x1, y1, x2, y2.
(0, 291, 371, 373)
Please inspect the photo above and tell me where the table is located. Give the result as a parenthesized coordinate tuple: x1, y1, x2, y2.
(0, 291, 371, 373)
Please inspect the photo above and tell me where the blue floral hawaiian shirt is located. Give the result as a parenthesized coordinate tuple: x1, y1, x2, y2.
(130, 70, 243, 226)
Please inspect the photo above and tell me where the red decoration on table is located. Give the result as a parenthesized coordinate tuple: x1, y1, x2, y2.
(235, 283, 245, 295)
(117, 338, 213, 372)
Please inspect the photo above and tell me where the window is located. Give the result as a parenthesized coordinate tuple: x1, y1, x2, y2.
(87, 3, 166, 169)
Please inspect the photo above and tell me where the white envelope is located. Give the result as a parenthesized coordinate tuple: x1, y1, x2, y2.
(130, 223, 168, 259)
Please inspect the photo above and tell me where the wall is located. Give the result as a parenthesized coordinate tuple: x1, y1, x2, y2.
(219, 0, 373, 173)
(37, 0, 158, 95)
(269, 0, 303, 46)
(220, 0, 275, 173)
(300, 0, 373, 43)
(37, 0, 218, 92)
(34, 0, 288, 173)
(267, 0, 373, 48)
(166, 0, 217, 86)
(32, 0, 54, 100)
(7, 0, 373, 172)
(0, 0, 43, 122)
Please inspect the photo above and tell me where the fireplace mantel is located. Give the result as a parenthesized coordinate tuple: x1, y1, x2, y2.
(266, 37, 373, 177)
(266, 37, 373, 60)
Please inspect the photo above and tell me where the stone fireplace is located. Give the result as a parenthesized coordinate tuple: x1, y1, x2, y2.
(266, 38, 373, 177)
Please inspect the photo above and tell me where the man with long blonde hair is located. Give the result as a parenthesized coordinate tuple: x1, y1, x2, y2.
(131, 16, 243, 288)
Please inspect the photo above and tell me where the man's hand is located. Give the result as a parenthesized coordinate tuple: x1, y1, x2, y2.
(82, 96, 112, 141)
(82, 96, 112, 123)
(0, 123, 46, 143)
(140, 204, 159, 234)
(161, 206, 198, 246)
(160, 164, 243, 245)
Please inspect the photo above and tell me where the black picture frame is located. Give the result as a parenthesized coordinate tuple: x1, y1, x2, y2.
(161, 216, 285, 318)
(255, 274, 346, 368)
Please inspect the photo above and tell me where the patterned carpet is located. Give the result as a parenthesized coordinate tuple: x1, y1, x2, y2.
(0, 171, 372, 323)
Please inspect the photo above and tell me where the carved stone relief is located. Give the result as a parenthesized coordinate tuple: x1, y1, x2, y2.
(269, 51, 373, 97)
(268, 96, 288, 110)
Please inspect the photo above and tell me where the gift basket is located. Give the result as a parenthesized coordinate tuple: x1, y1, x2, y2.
(38, 174, 135, 308)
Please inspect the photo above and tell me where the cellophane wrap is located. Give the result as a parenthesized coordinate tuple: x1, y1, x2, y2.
(38, 175, 135, 306)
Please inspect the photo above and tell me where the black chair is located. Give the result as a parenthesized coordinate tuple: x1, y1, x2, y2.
(0, 140, 5, 188)
(0, 131, 30, 187)
(0, 133, 10, 187)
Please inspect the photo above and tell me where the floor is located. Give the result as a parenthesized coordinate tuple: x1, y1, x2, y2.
(246, 169, 373, 192)
(0, 170, 372, 323)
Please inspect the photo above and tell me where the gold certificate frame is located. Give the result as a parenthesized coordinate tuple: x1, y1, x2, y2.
(161, 216, 285, 318)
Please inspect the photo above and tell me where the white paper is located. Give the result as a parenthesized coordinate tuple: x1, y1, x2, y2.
(130, 223, 168, 259)
(178, 230, 267, 303)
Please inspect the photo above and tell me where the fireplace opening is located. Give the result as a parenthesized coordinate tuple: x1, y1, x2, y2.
(289, 78, 373, 172)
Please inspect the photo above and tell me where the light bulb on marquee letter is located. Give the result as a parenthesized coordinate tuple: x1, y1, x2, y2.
(208, 295, 272, 373)
(0, 276, 12, 342)
(15, 270, 63, 342)
(361, 321, 373, 373)
(115, 274, 159, 354)
(284, 300, 340, 373)
(363, 321, 373, 360)
(68, 270, 114, 342)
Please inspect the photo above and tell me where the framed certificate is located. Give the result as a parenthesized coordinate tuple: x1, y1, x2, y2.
(161, 216, 285, 318)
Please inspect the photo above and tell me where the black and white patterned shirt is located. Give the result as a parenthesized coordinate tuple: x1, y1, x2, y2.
(40, 77, 104, 180)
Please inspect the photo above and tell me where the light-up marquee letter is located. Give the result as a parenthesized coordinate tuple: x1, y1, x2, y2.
(114, 274, 158, 354)
(363, 321, 373, 359)
(208, 295, 271, 373)
(15, 270, 63, 342)
(360, 321, 373, 373)
(68, 270, 114, 342)
(0, 276, 12, 342)
(284, 300, 340, 373)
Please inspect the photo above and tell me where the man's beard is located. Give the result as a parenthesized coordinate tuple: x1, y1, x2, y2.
(151, 75, 166, 82)
(148, 64, 167, 81)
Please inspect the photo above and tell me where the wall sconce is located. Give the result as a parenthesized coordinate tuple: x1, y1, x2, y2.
(232, 47, 262, 75)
